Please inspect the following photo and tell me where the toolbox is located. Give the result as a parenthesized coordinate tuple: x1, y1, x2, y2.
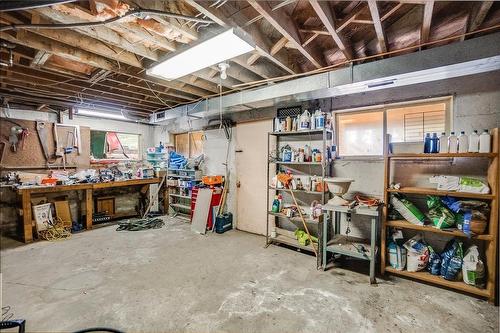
(215, 213, 233, 234)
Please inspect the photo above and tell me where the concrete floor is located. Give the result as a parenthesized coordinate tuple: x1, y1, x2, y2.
(1, 217, 498, 333)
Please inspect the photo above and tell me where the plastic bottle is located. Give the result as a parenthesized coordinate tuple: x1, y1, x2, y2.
(299, 109, 311, 130)
(271, 196, 280, 213)
(458, 131, 468, 153)
(468, 130, 479, 153)
(310, 111, 316, 130)
(430, 133, 439, 153)
(448, 132, 458, 153)
(479, 129, 491, 153)
(285, 116, 292, 132)
(424, 133, 431, 153)
(439, 132, 447, 153)
(315, 110, 325, 129)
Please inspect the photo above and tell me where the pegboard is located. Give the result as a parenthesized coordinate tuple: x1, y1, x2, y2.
(0, 118, 90, 170)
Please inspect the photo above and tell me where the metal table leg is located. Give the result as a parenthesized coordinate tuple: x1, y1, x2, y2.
(322, 212, 328, 271)
(370, 217, 377, 284)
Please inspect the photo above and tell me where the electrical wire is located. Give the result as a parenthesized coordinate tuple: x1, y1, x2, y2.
(0, 9, 214, 32)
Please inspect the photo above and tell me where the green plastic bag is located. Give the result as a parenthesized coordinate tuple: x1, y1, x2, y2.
(427, 196, 455, 229)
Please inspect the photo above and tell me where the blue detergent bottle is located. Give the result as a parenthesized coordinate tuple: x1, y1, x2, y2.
(430, 133, 439, 153)
(424, 133, 431, 153)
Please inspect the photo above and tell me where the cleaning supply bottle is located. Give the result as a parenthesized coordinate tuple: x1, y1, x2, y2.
(277, 194, 283, 211)
(315, 109, 325, 129)
(468, 130, 479, 152)
(304, 144, 311, 162)
(458, 131, 468, 153)
(271, 196, 280, 213)
(310, 111, 316, 130)
(448, 131, 458, 153)
(479, 129, 491, 153)
(430, 133, 439, 153)
(424, 133, 431, 153)
(299, 109, 311, 130)
(285, 116, 292, 132)
(439, 132, 447, 153)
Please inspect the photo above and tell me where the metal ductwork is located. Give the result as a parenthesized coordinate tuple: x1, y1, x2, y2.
(150, 32, 500, 124)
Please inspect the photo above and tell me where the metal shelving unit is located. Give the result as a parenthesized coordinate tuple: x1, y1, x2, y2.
(266, 128, 333, 267)
(167, 168, 201, 220)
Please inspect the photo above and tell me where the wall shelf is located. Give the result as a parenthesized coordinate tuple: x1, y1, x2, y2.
(381, 128, 499, 302)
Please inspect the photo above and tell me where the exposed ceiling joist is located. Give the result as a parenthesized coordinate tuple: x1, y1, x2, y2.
(248, 0, 325, 68)
(308, 0, 353, 60)
(368, 0, 388, 53)
(421, 1, 435, 43)
(184, 0, 297, 75)
(31, 50, 51, 67)
(469, 1, 493, 32)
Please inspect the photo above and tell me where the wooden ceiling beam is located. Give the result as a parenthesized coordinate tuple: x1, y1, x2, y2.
(34, 6, 160, 61)
(1, 69, 170, 109)
(248, 0, 324, 68)
(30, 50, 51, 67)
(1, 11, 143, 68)
(421, 1, 434, 43)
(381, 3, 403, 22)
(271, 37, 288, 56)
(49, 4, 177, 52)
(469, 1, 493, 32)
(1, 30, 119, 71)
(308, 0, 353, 60)
(184, 0, 297, 75)
(368, 0, 388, 53)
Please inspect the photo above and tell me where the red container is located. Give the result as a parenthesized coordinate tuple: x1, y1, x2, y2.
(191, 187, 222, 230)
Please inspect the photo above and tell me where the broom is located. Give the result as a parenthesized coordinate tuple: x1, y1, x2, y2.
(277, 173, 318, 257)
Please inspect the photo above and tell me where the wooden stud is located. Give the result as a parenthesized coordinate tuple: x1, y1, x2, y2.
(368, 0, 388, 53)
(20, 191, 33, 243)
(421, 1, 434, 43)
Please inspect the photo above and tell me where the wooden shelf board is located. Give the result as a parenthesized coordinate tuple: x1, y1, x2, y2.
(389, 153, 497, 159)
(385, 266, 490, 297)
(387, 187, 494, 199)
(386, 220, 492, 240)
(273, 161, 324, 165)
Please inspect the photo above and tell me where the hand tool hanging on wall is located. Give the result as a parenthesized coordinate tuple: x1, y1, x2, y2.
(57, 124, 81, 155)
(36, 121, 55, 163)
(8, 126, 20, 152)
(53, 123, 63, 159)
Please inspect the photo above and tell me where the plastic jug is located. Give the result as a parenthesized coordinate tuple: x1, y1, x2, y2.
(430, 133, 439, 153)
(458, 131, 468, 153)
(299, 110, 311, 130)
(424, 133, 431, 153)
(468, 130, 479, 153)
(448, 132, 458, 153)
(438, 132, 447, 153)
(479, 129, 491, 153)
(310, 112, 316, 130)
(315, 110, 325, 129)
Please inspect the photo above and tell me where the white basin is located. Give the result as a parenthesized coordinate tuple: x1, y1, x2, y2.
(324, 177, 354, 196)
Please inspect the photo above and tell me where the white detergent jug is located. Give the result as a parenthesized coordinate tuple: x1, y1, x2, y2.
(299, 110, 311, 130)
(468, 130, 479, 153)
(310, 112, 316, 130)
(438, 132, 447, 153)
(458, 131, 468, 153)
(479, 129, 491, 153)
(315, 109, 325, 129)
(448, 132, 458, 153)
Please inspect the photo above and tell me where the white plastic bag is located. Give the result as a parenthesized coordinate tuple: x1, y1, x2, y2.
(462, 245, 485, 288)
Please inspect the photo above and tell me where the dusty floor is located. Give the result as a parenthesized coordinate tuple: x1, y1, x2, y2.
(1, 217, 498, 333)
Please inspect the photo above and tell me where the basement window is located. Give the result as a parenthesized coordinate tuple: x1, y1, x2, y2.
(91, 130, 141, 160)
(174, 131, 204, 158)
(336, 97, 452, 157)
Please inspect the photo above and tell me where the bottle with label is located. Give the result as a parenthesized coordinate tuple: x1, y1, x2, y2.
(310, 111, 316, 130)
(448, 132, 458, 153)
(271, 195, 280, 213)
(424, 133, 431, 153)
(285, 116, 292, 132)
(439, 132, 447, 153)
(430, 133, 439, 153)
(299, 109, 311, 130)
(479, 129, 491, 153)
(468, 130, 479, 152)
(315, 109, 325, 129)
(458, 131, 468, 153)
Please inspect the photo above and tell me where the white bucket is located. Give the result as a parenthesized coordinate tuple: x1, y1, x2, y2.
(324, 177, 354, 196)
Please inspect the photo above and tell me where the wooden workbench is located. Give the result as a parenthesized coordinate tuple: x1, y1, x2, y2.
(16, 178, 161, 243)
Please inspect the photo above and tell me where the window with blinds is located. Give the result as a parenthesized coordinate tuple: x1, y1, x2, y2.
(336, 99, 451, 156)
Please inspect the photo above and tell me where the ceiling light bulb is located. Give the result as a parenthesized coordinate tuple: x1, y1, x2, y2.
(218, 62, 229, 80)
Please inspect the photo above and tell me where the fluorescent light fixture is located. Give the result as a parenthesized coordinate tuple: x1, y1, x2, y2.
(76, 108, 127, 120)
(146, 27, 255, 81)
